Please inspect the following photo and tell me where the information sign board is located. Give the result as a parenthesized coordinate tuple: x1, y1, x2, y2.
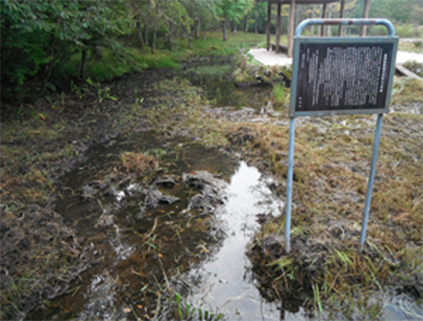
(290, 37, 398, 117)
(284, 19, 399, 254)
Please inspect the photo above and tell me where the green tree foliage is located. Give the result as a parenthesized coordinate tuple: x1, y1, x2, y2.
(351, 0, 423, 25)
(218, 0, 253, 40)
(1, 0, 128, 101)
(1, 0, 259, 103)
(250, 2, 268, 34)
(180, 0, 219, 41)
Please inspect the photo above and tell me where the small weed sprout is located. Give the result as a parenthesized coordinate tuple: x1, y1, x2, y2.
(134, 88, 144, 105)
(86, 78, 117, 103)
(173, 293, 223, 321)
(273, 83, 290, 105)
(70, 80, 88, 99)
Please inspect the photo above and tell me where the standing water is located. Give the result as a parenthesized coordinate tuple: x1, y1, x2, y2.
(25, 133, 300, 320)
(182, 162, 289, 320)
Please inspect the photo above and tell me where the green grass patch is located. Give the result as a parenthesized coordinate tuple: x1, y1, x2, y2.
(58, 32, 265, 83)
(273, 82, 290, 105)
(369, 23, 423, 38)
(60, 46, 180, 82)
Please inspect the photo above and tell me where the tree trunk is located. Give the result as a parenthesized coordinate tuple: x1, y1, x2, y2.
(320, 4, 327, 37)
(136, 20, 144, 47)
(203, 28, 207, 40)
(311, 5, 316, 35)
(168, 23, 173, 51)
(41, 34, 56, 94)
(145, 25, 149, 47)
(295, 4, 301, 28)
(80, 49, 87, 81)
(255, 12, 258, 34)
(266, 2, 271, 50)
(245, 12, 249, 32)
(276, 3, 281, 53)
(288, 0, 296, 58)
(223, 17, 227, 41)
(152, 28, 156, 54)
(360, 0, 371, 37)
(338, 0, 346, 36)
(327, 4, 332, 36)
(195, 20, 200, 38)
(233, 20, 237, 34)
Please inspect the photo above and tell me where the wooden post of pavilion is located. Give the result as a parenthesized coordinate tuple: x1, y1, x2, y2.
(360, 0, 371, 37)
(257, 0, 363, 56)
(338, 0, 346, 36)
(276, 3, 282, 53)
(266, 1, 271, 50)
(287, 0, 296, 57)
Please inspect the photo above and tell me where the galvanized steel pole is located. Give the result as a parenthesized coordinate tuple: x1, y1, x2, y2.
(288, 18, 396, 254)
(359, 113, 384, 252)
(285, 117, 296, 253)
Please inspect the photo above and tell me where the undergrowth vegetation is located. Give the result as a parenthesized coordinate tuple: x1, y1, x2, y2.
(1, 28, 264, 106)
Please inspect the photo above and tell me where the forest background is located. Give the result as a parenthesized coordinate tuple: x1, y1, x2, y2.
(1, 0, 422, 107)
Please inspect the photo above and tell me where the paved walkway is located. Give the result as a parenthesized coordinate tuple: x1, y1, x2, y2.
(248, 47, 423, 66)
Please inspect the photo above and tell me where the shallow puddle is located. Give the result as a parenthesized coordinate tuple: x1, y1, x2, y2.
(182, 162, 287, 320)
(25, 131, 309, 320)
(26, 131, 420, 320)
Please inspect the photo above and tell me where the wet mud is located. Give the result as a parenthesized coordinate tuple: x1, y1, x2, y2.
(25, 132, 236, 320)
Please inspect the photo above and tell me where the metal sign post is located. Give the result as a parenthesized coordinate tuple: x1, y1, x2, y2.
(285, 19, 398, 254)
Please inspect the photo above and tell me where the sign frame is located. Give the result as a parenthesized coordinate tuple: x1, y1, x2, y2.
(284, 19, 398, 254)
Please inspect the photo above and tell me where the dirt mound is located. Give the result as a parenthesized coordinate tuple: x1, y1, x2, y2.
(247, 213, 423, 318)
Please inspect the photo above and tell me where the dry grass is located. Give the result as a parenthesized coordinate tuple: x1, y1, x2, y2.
(119, 151, 157, 178)
(391, 77, 423, 105)
(141, 76, 423, 319)
(398, 41, 423, 54)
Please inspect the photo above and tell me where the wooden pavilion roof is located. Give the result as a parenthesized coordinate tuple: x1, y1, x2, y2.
(257, 0, 341, 4)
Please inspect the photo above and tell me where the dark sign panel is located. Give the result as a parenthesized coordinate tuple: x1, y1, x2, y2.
(295, 42, 394, 113)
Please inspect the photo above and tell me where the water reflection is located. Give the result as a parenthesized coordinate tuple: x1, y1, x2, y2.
(184, 162, 305, 321)
(78, 272, 124, 321)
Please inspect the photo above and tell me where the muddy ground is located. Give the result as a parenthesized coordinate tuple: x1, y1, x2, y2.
(0, 56, 237, 320)
(1, 55, 422, 320)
